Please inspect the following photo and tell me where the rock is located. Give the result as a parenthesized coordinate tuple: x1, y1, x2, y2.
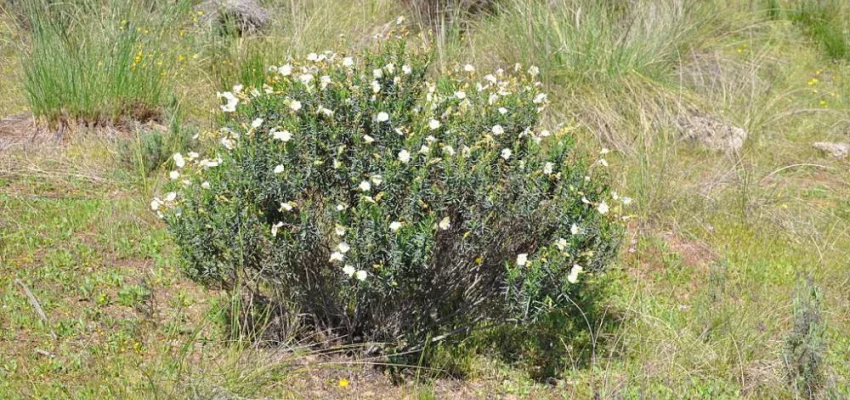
(676, 113, 748, 153)
(812, 142, 849, 159)
(196, 0, 270, 36)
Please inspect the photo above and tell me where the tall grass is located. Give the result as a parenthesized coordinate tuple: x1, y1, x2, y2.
(471, 0, 711, 86)
(18, 0, 191, 126)
(455, 0, 717, 153)
(773, 0, 850, 60)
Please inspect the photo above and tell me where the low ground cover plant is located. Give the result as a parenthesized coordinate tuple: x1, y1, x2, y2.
(155, 36, 625, 358)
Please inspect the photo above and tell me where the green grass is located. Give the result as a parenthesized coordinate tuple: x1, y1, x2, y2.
(1, 0, 850, 398)
(16, 0, 192, 126)
(774, 0, 850, 60)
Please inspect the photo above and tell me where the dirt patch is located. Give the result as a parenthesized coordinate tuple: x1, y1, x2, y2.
(0, 112, 167, 153)
(0, 112, 58, 151)
(663, 231, 718, 269)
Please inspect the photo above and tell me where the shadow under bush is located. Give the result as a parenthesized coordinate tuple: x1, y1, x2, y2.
(413, 272, 623, 381)
(155, 36, 626, 368)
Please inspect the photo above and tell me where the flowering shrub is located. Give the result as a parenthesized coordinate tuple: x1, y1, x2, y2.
(156, 38, 626, 351)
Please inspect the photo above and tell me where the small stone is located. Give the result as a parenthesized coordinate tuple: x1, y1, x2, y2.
(196, 0, 270, 36)
(812, 142, 849, 159)
(676, 112, 747, 153)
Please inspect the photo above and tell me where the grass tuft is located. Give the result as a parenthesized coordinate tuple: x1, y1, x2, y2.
(18, 0, 192, 126)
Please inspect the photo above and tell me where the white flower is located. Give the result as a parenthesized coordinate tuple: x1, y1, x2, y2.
(329, 252, 344, 262)
(402, 64, 412, 74)
(571, 224, 580, 235)
(318, 106, 334, 117)
(271, 221, 284, 237)
(528, 65, 540, 76)
(516, 253, 528, 266)
(335, 225, 346, 236)
(342, 265, 356, 277)
(389, 221, 402, 231)
(274, 165, 285, 174)
(169, 171, 180, 180)
(419, 145, 430, 154)
(363, 135, 375, 144)
(567, 264, 583, 284)
(187, 152, 199, 160)
(425, 135, 436, 143)
(556, 238, 568, 251)
(598, 159, 609, 167)
(500, 148, 512, 160)
(359, 181, 371, 192)
(373, 68, 383, 79)
(217, 91, 238, 112)
(539, 129, 551, 137)
(220, 137, 235, 150)
(398, 149, 411, 164)
(200, 158, 221, 168)
(384, 63, 395, 74)
(597, 201, 609, 215)
(290, 100, 302, 112)
(337, 242, 351, 254)
(279, 64, 292, 76)
(251, 118, 264, 128)
(342, 57, 354, 67)
(543, 162, 554, 175)
(173, 153, 185, 168)
(370, 174, 383, 186)
(442, 145, 455, 156)
(492, 125, 504, 135)
(299, 74, 314, 86)
(464, 64, 475, 72)
(165, 192, 177, 202)
(371, 80, 381, 93)
(336, 203, 348, 211)
(201, 181, 211, 189)
(533, 93, 548, 104)
(272, 129, 292, 142)
(438, 216, 451, 230)
(600, 148, 610, 155)
(498, 107, 508, 115)
(455, 91, 466, 100)
(280, 202, 294, 211)
(484, 74, 497, 83)
(428, 119, 441, 130)
(376, 112, 390, 122)
(307, 52, 319, 61)
(150, 198, 162, 211)
(622, 196, 633, 205)
(320, 75, 331, 89)
(355, 270, 368, 281)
